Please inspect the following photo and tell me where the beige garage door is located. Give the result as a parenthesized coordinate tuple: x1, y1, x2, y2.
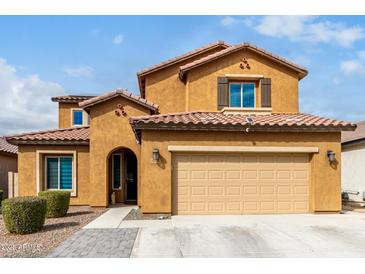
(173, 153, 310, 215)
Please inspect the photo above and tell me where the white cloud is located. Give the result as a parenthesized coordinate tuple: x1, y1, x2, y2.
(357, 50, 365, 60)
(113, 34, 124, 45)
(220, 16, 252, 27)
(226, 16, 365, 47)
(63, 65, 93, 78)
(340, 60, 363, 75)
(0, 58, 66, 135)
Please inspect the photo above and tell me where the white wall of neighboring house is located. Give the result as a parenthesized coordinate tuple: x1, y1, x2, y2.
(342, 142, 365, 203)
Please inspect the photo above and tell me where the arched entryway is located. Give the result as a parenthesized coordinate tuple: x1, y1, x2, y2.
(107, 148, 138, 204)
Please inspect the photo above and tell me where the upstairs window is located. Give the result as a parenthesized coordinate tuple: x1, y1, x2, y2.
(72, 110, 83, 126)
(229, 82, 255, 108)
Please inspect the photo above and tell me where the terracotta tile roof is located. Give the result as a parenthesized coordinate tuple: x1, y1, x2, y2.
(137, 41, 230, 76)
(51, 95, 96, 103)
(342, 120, 365, 144)
(130, 112, 356, 132)
(79, 89, 159, 112)
(179, 43, 309, 80)
(0, 137, 18, 154)
(5, 126, 89, 145)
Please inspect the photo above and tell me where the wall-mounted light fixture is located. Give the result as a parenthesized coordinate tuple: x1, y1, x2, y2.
(152, 148, 160, 163)
(327, 150, 336, 164)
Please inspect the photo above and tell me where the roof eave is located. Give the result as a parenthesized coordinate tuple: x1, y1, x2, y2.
(137, 41, 230, 96)
(6, 140, 90, 146)
(0, 150, 17, 156)
(131, 123, 355, 133)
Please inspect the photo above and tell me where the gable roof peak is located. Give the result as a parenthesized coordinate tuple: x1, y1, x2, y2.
(79, 88, 159, 112)
(179, 42, 309, 80)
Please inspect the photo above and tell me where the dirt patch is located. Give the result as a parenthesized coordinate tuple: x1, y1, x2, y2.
(123, 208, 171, 220)
(0, 206, 105, 258)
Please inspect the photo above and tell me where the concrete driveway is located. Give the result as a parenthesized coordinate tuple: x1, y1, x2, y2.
(50, 207, 365, 258)
(130, 213, 365, 257)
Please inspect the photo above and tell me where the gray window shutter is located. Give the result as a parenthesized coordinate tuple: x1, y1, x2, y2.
(217, 77, 229, 110)
(261, 78, 271, 107)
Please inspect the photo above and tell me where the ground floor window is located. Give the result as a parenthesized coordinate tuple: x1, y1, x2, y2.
(45, 156, 73, 190)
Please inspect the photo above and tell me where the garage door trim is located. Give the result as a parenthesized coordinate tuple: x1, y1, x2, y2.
(168, 145, 319, 153)
(172, 152, 311, 215)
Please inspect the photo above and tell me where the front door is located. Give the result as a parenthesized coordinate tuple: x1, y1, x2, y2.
(124, 151, 137, 203)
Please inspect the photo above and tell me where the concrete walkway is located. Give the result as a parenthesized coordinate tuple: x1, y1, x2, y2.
(83, 205, 137, 229)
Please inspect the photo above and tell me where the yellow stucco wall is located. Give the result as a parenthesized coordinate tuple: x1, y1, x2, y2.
(187, 49, 299, 113)
(140, 130, 341, 213)
(17, 145, 90, 205)
(144, 48, 300, 114)
(58, 103, 89, 128)
(88, 96, 151, 207)
(144, 47, 226, 114)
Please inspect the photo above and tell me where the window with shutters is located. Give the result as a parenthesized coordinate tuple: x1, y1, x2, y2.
(45, 156, 73, 190)
(229, 82, 255, 108)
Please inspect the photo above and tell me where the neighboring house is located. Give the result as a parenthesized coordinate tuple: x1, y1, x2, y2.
(342, 121, 365, 203)
(0, 137, 18, 198)
(6, 41, 356, 215)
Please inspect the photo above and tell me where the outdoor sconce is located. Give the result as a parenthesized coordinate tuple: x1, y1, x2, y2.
(327, 150, 336, 164)
(152, 148, 160, 163)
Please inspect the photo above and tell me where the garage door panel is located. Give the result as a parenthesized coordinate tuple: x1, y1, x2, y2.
(242, 170, 258, 179)
(226, 186, 241, 196)
(243, 185, 259, 195)
(225, 170, 241, 179)
(190, 186, 206, 195)
(277, 170, 291, 179)
(293, 170, 308, 180)
(208, 170, 224, 179)
(259, 170, 276, 180)
(173, 153, 309, 215)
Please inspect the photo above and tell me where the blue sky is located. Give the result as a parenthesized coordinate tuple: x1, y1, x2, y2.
(0, 16, 365, 135)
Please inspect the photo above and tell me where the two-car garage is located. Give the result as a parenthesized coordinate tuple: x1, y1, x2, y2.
(172, 151, 310, 215)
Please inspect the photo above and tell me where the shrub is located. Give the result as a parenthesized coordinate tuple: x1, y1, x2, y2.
(1, 196, 47, 234)
(0, 189, 3, 202)
(38, 190, 71, 218)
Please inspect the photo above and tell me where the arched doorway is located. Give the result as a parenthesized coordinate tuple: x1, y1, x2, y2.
(108, 148, 137, 204)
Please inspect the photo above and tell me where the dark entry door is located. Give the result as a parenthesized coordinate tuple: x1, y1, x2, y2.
(125, 151, 137, 203)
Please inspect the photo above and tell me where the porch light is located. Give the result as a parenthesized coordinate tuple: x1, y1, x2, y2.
(327, 150, 336, 163)
(152, 148, 160, 163)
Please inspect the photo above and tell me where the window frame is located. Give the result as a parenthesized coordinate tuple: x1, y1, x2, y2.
(228, 81, 256, 108)
(71, 108, 89, 127)
(112, 153, 122, 190)
(45, 155, 74, 191)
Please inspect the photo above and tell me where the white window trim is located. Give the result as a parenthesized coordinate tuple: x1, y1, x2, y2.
(36, 150, 77, 196)
(70, 108, 89, 127)
(45, 156, 73, 191)
(229, 82, 256, 108)
(112, 153, 122, 190)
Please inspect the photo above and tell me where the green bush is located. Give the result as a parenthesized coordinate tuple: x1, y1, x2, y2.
(38, 190, 71, 218)
(1, 196, 47, 234)
(0, 189, 3, 202)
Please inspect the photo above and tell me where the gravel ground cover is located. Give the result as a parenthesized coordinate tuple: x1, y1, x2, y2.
(123, 208, 171, 220)
(0, 206, 106, 257)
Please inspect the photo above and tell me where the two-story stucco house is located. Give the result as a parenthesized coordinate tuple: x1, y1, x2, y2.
(6, 41, 356, 215)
